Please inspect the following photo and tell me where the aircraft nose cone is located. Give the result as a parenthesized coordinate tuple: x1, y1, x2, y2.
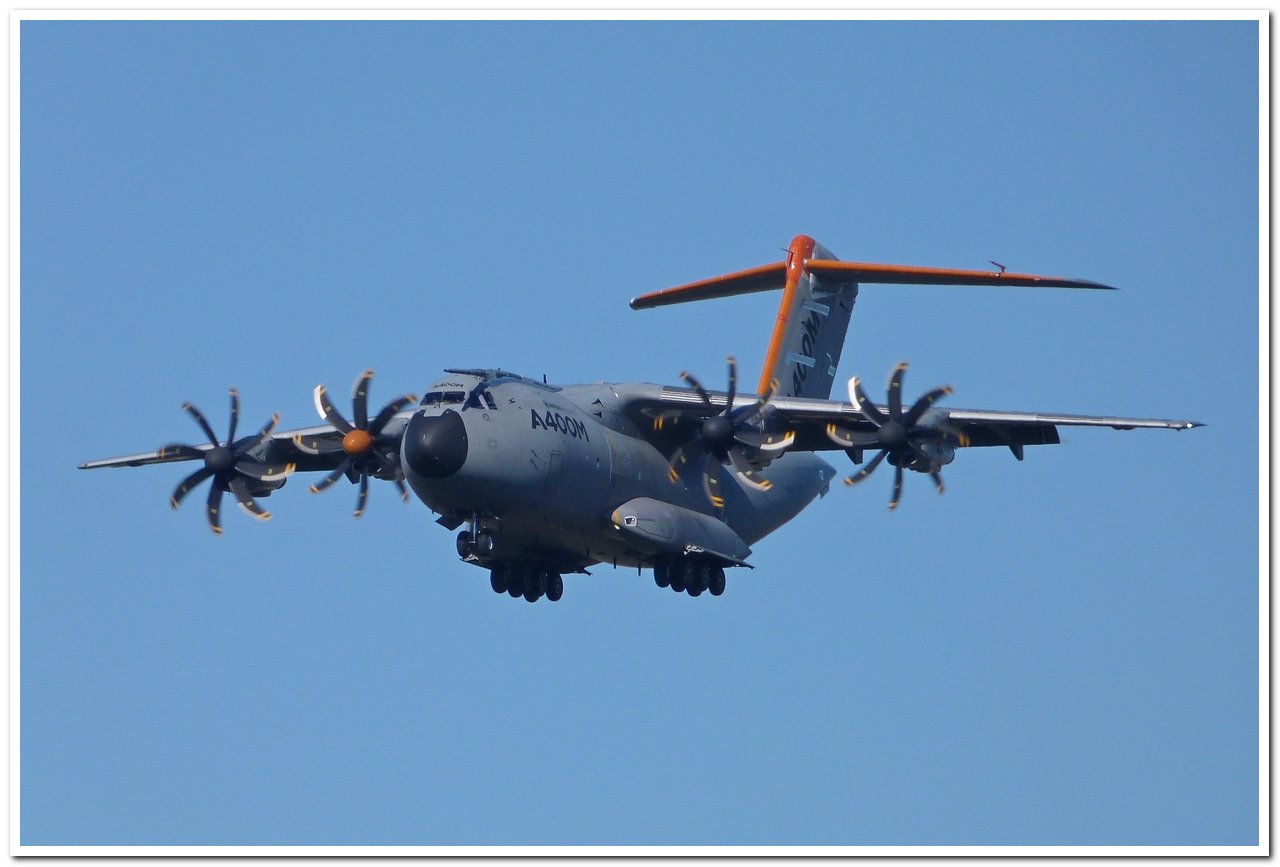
(403, 409, 468, 479)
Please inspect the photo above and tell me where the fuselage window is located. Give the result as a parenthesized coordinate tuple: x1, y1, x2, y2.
(443, 391, 466, 405)
(421, 392, 443, 407)
(483, 391, 498, 410)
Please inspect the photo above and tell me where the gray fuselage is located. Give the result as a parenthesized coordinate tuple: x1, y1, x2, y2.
(399, 371, 835, 573)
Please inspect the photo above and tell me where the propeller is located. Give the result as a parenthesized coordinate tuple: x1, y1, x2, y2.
(161, 388, 294, 535)
(666, 356, 795, 507)
(294, 369, 418, 517)
(826, 361, 969, 511)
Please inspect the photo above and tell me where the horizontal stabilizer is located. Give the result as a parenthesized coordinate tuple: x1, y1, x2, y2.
(630, 261, 787, 309)
(804, 259, 1116, 290)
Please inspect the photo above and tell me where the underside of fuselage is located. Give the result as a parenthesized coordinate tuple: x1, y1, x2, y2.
(401, 371, 835, 577)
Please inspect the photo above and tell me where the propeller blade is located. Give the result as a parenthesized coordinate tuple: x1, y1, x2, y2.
(680, 370, 717, 412)
(930, 469, 946, 495)
(843, 449, 887, 486)
(182, 402, 221, 448)
(239, 413, 281, 456)
(158, 444, 205, 461)
(234, 459, 296, 482)
(911, 427, 949, 444)
(730, 426, 795, 452)
(392, 474, 410, 503)
(724, 356, 737, 416)
(700, 456, 725, 509)
(726, 446, 773, 491)
(758, 377, 779, 406)
(902, 386, 954, 427)
(227, 387, 240, 445)
(354, 473, 370, 518)
(849, 378, 888, 428)
(825, 423, 883, 449)
(887, 362, 908, 419)
(292, 433, 346, 455)
(650, 410, 681, 432)
(888, 464, 904, 511)
(666, 441, 708, 484)
(206, 481, 225, 535)
(314, 385, 354, 434)
(228, 476, 271, 521)
(351, 369, 375, 430)
(937, 423, 971, 448)
(171, 465, 213, 509)
(368, 395, 416, 436)
(309, 459, 352, 494)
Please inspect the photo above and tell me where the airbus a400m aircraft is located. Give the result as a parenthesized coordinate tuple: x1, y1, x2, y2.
(81, 235, 1200, 603)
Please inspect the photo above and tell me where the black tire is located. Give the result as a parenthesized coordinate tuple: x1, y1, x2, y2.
(546, 572, 564, 602)
(670, 567, 686, 593)
(682, 560, 702, 594)
(506, 564, 525, 597)
(688, 583, 704, 597)
(489, 564, 508, 594)
(474, 532, 496, 557)
(708, 565, 726, 596)
(523, 567, 546, 602)
(654, 559, 670, 589)
(456, 530, 474, 558)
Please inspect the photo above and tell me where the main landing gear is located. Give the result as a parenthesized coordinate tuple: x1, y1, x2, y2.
(652, 555, 727, 598)
(488, 562, 564, 604)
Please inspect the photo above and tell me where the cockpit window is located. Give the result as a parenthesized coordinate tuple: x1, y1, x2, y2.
(421, 388, 493, 408)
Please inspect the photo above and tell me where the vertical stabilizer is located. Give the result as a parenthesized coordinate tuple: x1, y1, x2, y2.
(757, 235, 859, 399)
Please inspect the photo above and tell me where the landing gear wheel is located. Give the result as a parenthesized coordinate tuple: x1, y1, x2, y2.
(692, 562, 710, 595)
(523, 568, 546, 603)
(545, 572, 564, 602)
(708, 565, 726, 596)
(654, 559, 671, 589)
(670, 566, 686, 593)
(456, 530, 474, 558)
(473, 531, 496, 557)
(681, 560, 701, 595)
(506, 564, 526, 598)
(489, 564, 508, 594)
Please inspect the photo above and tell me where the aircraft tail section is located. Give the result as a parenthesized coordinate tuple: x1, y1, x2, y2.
(630, 234, 1116, 400)
(758, 235, 859, 400)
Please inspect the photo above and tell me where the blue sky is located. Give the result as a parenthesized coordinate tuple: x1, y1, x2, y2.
(19, 19, 1260, 847)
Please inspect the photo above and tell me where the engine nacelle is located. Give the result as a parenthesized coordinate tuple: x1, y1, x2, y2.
(897, 439, 955, 474)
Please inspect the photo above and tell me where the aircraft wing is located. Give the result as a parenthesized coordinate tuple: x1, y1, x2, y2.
(627, 384, 1201, 459)
(78, 418, 412, 472)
